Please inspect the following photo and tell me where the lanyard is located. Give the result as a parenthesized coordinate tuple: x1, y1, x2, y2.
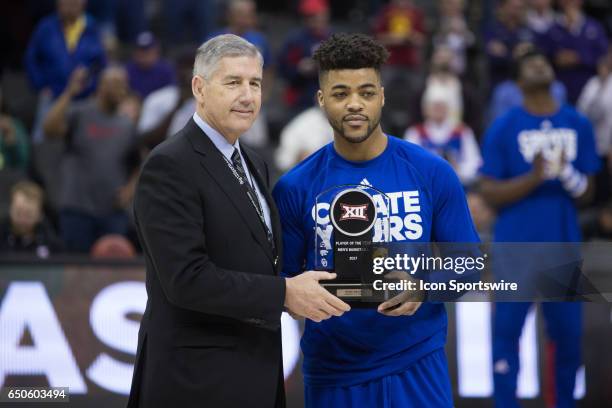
(220, 153, 276, 252)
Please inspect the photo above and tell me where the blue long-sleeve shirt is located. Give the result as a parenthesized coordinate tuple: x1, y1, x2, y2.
(25, 14, 106, 99)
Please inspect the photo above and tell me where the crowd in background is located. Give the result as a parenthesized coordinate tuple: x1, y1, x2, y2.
(1, 0, 612, 257)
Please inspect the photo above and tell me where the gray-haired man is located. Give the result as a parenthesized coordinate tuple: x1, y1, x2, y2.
(127, 34, 349, 408)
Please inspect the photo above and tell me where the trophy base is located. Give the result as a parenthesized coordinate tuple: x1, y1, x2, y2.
(321, 282, 393, 308)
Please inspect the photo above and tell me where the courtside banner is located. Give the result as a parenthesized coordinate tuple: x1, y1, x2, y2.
(1, 258, 611, 407)
(0, 259, 303, 408)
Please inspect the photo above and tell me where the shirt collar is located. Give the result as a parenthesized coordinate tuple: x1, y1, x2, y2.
(192, 112, 241, 161)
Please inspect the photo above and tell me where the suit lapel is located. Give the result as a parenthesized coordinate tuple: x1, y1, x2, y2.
(184, 119, 273, 261)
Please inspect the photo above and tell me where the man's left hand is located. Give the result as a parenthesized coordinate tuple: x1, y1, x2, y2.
(377, 297, 422, 317)
(555, 49, 580, 67)
(377, 272, 424, 317)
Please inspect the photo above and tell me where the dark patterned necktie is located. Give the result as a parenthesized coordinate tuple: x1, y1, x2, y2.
(231, 148, 275, 251)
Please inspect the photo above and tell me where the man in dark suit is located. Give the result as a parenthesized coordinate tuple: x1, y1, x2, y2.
(127, 34, 350, 408)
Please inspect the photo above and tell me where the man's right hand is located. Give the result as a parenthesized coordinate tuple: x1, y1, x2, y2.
(530, 152, 547, 182)
(284, 271, 350, 322)
(65, 66, 89, 97)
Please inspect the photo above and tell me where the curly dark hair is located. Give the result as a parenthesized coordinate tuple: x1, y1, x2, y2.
(313, 33, 389, 75)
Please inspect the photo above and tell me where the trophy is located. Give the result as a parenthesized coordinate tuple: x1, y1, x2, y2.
(314, 184, 396, 306)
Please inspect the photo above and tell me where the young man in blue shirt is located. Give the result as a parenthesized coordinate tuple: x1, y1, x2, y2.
(273, 33, 479, 408)
(480, 49, 600, 408)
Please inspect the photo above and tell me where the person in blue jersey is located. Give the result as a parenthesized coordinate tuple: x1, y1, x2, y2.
(480, 49, 600, 408)
(272, 33, 480, 408)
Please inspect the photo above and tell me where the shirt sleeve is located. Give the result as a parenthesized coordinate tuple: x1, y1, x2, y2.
(272, 177, 307, 277)
(574, 114, 601, 174)
(480, 118, 507, 179)
(553, 81, 568, 105)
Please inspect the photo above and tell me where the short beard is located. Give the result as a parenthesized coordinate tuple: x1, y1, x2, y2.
(329, 116, 381, 144)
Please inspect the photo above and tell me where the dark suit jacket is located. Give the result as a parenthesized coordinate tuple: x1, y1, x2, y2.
(127, 119, 286, 408)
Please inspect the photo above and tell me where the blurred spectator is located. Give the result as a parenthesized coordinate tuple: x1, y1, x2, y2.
(0, 181, 63, 256)
(411, 46, 483, 139)
(577, 49, 612, 204)
(25, 0, 106, 99)
(118, 92, 142, 126)
(0, 87, 30, 219)
(540, 0, 609, 104)
(126, 31, 176, 100)
(433, 0, 475, 76)
(163, 0, 217, 44)
(210, 0, 273, 88)
(405, 84, 482, 186)
(0, 89, 29, 172)
(87, 0, 146, 43)
(489, 45, 567, 123)
(26, 0, 107, 145)
(526, 0, 556, 36)
(577, 49, 612, 158)
(274, 105, 332, 172)
(373, 0, 426, 70)
(373, 0, 426, 132)
(208, 0, 273, 148)
(43, 65, 139, 253)
(484, 0, 535, 90)
(278, 0, 332, 114)
(138, 48, 195, 150)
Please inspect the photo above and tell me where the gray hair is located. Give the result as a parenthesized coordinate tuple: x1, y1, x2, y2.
(193, 34, 263, 79)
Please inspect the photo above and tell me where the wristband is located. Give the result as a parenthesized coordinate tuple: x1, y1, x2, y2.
(559, 163, 587, 198)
